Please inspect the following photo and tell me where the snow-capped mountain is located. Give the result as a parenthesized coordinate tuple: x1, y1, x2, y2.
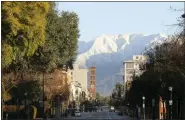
(76, 33, 167, 95)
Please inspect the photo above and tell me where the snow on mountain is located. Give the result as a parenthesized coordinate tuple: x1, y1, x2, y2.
(76, 33, 167, 95)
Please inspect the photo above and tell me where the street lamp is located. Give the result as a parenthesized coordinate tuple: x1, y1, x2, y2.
(24, 93, 28, 119)
(142, 96, 145, 120)
(24, 93, 27, 108)
(152, 98, 155, 120)
(59, 94, 63, 117)
(169, 86, 173, 120)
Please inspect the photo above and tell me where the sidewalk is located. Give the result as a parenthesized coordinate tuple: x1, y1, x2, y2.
(116, 106, 136, 120)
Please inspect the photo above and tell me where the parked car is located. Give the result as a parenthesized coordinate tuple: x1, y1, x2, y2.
(97, 109, 101, 112)
(75, 111, 81, 117)
(110, 106, 115, 112)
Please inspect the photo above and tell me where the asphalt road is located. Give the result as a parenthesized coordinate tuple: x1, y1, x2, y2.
(60, 106, 131, 120)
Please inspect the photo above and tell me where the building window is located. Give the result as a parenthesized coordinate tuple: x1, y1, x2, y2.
(91, 71, 95, 74)
(136, 56, 139, 59)
(91, 76, 95, 79)
(91, 84, 94, 88)
(126, 69, 134, 74)
(126, 75, 132, 81)
(126, 63, 134, 68)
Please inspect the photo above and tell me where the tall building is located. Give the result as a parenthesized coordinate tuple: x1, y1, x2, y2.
(72, 64, 88, 93)
(123, 55, 148, 94)
(89, 66, 96, 99)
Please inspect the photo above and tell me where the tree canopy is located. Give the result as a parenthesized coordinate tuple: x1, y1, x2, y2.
(28, 8, 79, 73)
(2, 2, 80, 104)
(125, 33, 185, 118)
(2, 2, 50, 69)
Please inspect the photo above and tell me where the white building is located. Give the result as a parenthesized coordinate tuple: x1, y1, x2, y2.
(72, 64, 88, 94)
(70, 81, 82, 101)
(123, 55, 148, 93)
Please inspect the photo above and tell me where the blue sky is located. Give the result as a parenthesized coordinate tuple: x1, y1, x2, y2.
(57, 2, 184, 41)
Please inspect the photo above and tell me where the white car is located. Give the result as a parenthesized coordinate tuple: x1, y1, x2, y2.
(97, 109, 101, 112)
(110, 106, 115, 112)
(75, 111, 81, 117)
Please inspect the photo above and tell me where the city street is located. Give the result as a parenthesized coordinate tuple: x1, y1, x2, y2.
(3, 2, 185, 120)
(61, 106, 131, 120)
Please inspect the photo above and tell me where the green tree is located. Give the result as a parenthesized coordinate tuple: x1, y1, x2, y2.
(2, 2, 50, 69)
(96, 92, 101, 100)
(29, 7, 79, 73)
(126, 32, 185, 118)
(2, 2, 51, 102)
(10, 80, 41, 102)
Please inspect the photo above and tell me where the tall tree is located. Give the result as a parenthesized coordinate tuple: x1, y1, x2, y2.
(2, 2, 50, 69)
(29, 8, 79, 73)
(96, 92, 101, 100)
(2, 2, 51, 102)
(126, 33, 185, 118)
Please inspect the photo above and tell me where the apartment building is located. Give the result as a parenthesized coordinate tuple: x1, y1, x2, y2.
(123, 55, 148, 92)
(72, 63, 88, 94)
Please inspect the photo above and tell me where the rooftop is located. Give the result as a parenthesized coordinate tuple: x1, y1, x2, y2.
(123, 60, 134, 63)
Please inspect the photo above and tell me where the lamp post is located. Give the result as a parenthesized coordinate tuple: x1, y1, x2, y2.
(59, 94, 63, 117)
(24, 93, 27, 107)
(142, 96, 145, 120)
(42, 73, 45, 119)
(24, 93, 28, 119)
(169, 86, 173, 120)
(152, 98, 155, 120)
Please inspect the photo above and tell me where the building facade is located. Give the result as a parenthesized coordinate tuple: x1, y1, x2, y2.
(72, 64, 88, 94)
(69, 81, 82, 101)
(89, 66, 96, 100)
(123, 55, 148, 93)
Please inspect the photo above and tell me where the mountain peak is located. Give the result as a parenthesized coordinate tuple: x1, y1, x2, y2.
(77, 33, 167, 94)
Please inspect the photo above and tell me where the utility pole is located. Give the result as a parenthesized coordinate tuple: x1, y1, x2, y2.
(142, 96, 145, 120)
(169, 87, 173, 120)
(152, 98, 155, 120)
